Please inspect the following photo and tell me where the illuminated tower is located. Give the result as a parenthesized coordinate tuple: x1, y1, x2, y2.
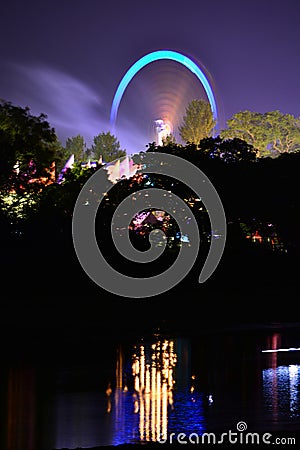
(154, 119, 172, 146)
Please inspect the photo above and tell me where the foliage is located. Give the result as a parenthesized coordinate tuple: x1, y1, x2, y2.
(178, 99, 216, 144)
(37, 162, 99, 217)
(162, 133, 177, 146)
(65, 134, 89, 162)
(91, 131, 126, 162)
(199, 136, 258, 163)
(0, 190, 40, 222)
(0, 99, 60, 190)
(221, 110, 300, 157)
(264, 111, 300, 155)
(1, 98, 299, 274)
(52, 139, 71, 173)
(146, 135, 258, 164)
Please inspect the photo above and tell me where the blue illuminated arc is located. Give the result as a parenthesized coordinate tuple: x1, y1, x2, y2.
(110, 50, 218, 131)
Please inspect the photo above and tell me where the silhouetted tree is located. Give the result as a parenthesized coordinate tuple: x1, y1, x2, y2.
(65, 134, 88, 162)
(199, 136, 258, 163)
(0, 99, 60, 191)
(91, 131, 126, 162)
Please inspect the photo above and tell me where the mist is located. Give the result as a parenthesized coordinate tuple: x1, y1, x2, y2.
(0, 62, 150, 154)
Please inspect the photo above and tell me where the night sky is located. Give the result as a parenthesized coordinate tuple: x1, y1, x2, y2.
(1, 0, 299, 154)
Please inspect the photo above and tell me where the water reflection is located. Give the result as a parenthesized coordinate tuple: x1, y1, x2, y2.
(2, 327, 300, 450)
(262, 332, 300, 425)
(6, 366, 36, 450)
(131, 338, 176, 441)
(263, 365, 300, 421)
(102, 335, 206, 445)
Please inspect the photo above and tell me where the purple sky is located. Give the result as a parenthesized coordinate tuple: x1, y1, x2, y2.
(0, 0, 299, 154)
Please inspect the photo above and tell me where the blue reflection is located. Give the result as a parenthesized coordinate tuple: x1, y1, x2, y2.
(110, 387, 205, 445)
(263, 364, 300, 420)
(168, 390, 205, 435)
(111, 389, 140, 445)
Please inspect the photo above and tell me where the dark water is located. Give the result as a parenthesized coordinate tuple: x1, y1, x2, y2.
(1, 323, 300, 450)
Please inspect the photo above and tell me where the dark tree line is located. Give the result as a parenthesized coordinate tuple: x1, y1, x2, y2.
(1, 99, 299, 311)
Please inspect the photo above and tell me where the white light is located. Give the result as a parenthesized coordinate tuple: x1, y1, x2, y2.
(262, 347, 300, 353)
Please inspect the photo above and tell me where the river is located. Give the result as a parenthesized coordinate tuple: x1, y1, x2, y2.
(1, 322, 300, 450)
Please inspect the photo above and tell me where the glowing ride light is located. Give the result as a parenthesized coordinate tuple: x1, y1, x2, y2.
(262, 347, 300, 353)
(72, 52, 225, 298)
(154, 119, 173, 146)
(110, 50, 218, 133)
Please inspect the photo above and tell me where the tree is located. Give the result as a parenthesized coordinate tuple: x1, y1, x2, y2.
(221, 110, 300, 157)
(178, 99, 216, 144)
(199, 136, 258, 163)
(65, 134, 88, 162)
(91, 131, 126, 162)
(220, 111, 267, 155)
(264, 111, 300, 155)
(0, 99, 59, 190)
(162, 133, 177, 146)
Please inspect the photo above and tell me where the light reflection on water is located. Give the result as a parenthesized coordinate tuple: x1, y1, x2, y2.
(108, 387, 206, 446)
(263, 363, 300, 422)
(108, 337, 205, 445)
(3, 329, 300, 450)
